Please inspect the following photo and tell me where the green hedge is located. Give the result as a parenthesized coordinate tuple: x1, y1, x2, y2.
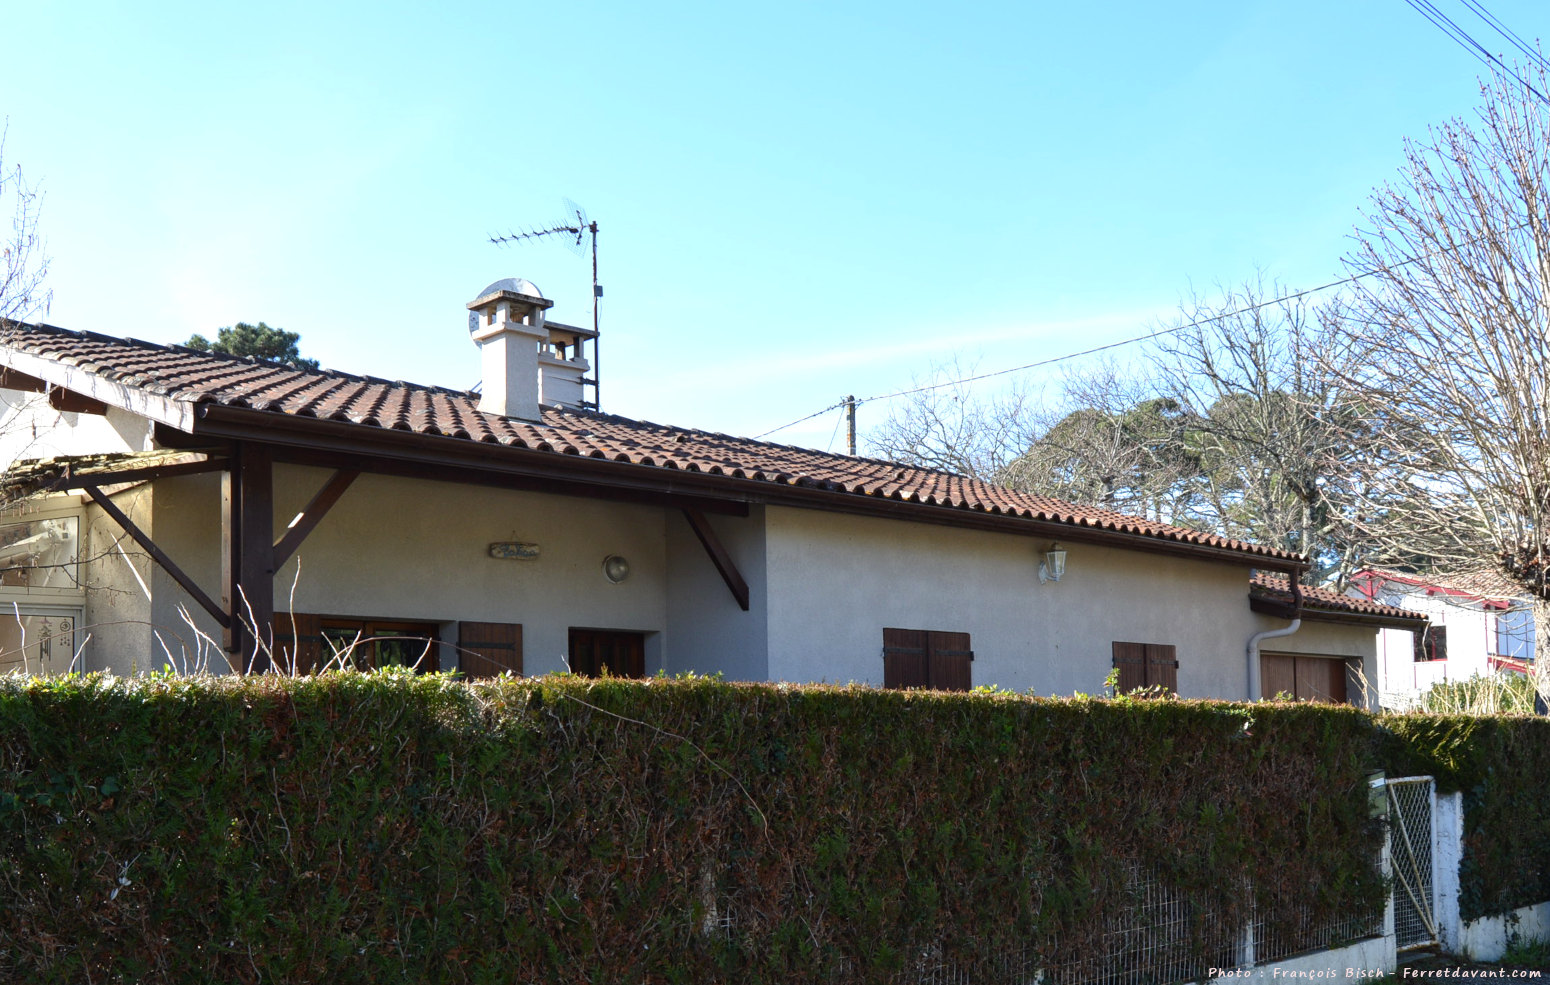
(1379, 714, 1550, 921)
(0, 673, 1385, 983)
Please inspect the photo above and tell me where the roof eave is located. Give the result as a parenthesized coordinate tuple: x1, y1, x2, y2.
(190, 403, 1309, 574)
(0, 347, 196, 432)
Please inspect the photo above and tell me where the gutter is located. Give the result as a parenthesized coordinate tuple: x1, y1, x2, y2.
(190, 403, 1312, 576)
(1246, 578, 1303, 700)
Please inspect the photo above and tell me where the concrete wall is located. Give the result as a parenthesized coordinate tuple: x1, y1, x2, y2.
(146, 466, 670, 676)
(664, 506, 768, 680)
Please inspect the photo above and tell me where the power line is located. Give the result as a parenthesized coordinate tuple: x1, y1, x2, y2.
(1458, 0, 1550, 74)
(753, 272, 1365, 440)
(1403, 0, 1550, 104)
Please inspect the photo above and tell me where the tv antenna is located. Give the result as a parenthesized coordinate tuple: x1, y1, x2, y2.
(491, 200, 603, 407)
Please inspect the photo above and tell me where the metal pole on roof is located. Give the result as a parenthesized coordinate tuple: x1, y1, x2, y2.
(845, 395, 857, 455)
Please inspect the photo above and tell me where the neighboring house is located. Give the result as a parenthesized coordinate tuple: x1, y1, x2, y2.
(1349, 569, 1536, 708)
(0, 278, 1424, 705)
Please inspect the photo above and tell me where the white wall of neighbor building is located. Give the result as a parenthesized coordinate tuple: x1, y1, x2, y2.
(664, 506, 768, 680)
(1373, 587, 1502, 708)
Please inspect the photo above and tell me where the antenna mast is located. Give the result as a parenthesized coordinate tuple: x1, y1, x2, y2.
(490, 200, 602, 408)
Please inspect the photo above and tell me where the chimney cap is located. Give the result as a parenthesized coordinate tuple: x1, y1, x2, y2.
(468, 277, 552, 309)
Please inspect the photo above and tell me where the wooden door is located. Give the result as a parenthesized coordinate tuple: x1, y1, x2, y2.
(568, 628, 646, 678)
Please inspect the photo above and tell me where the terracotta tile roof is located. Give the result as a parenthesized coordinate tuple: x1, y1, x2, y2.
(1354, 567, 1526, 604)
(2, 323, 1306, 565)
(1250, 572, 1427, 625)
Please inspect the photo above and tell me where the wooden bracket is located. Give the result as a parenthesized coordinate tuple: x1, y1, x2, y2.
(273, 469, 359, 569)
(83, 484, 230, 629)
(48, 387, 109, 415)
(681, 508, 750, 611)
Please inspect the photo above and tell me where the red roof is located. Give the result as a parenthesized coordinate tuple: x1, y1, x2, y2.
(1352, 568, 1527, 606)
(1250, 572, 1427, 626)
(2, 323, 1307, 566)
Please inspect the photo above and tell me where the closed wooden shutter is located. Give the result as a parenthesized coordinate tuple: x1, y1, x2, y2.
(459, 621, 523, 678)
(883, 628, 930, 689)
(272, 612, 323, 674)
(927, 631, 973, 692)
(1144, 644, 1178, 694)
(1112, 641, 1147, 693)
(1261, 652, 1297, 699)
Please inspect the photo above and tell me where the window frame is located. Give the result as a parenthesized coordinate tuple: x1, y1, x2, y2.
(0, 497, 86, 605)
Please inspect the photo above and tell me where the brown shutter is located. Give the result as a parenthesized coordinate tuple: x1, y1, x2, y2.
(272, 612, 323, 674)
(1261, 653, 1297, 699)
(1295, 656, 1347, 704)
(883, 628, 930, 689)
(1144, 643, 1178, 694)
(459, 621, 523, 678)
(1112, 641, 1147, 693)
(926, 631, 973, 692)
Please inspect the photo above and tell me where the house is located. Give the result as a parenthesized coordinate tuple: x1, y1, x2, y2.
(1349, 569, 1536, 708)
(0, 278, 1424, 704)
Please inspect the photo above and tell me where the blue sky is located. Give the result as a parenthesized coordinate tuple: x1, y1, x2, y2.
(3, 1, 1543, 450)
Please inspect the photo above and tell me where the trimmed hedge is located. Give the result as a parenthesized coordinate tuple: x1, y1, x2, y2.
(1379, 714, 1550, 921)
(1, 673, 1385, 983)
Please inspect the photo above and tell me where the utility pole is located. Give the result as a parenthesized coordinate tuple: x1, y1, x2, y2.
(845, 395, 857, 455)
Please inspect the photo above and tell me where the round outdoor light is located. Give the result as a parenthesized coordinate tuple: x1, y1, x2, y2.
(602, 554, 631, 584)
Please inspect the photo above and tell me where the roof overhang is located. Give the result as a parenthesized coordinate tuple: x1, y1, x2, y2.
(184, 402, 1310, 575)
(1249, 594, 1428, 630)
(0, 347, 196, 431)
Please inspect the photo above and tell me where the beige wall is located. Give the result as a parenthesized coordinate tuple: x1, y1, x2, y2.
(148, 466, 670, 676)
(761, 505, 1382, 700)
(664, 506, 768, 679)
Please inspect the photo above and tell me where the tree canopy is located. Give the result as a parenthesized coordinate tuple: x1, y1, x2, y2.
(185, 322, 319, 371)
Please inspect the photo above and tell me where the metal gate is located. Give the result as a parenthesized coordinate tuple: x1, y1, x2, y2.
(1386, 776, 1438, 951)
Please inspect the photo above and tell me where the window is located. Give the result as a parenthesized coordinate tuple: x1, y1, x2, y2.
(1260, 652, 1352, 704)
(568, 628, 646, 678)
(1494, 609, 1534, 661)
(1414, 625, 1448, 662)
(1111, 641, 1178, 695)
(271, 613, 439, 673)
(0, 502, 85, 603)
(882, 628, 973, 691)
(0, 607, 79, 675)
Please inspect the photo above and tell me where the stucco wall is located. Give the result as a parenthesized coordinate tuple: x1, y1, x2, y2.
(760, 506, 1383, 700)
(664, 506, 768, 680)
(147, 466, 670, 676)
(0, 389, 153, 465)
(81, 487, 155, 674)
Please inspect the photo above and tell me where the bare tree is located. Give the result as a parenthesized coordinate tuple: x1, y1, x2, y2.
(1330, 63, 1550, 661)
(1150, 281, 1372, 584)
(865, 358, 1042, 480)
(0, 125, 50, 327)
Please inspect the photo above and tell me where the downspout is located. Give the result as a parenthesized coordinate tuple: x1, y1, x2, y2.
(1247, 577, 1303, 700)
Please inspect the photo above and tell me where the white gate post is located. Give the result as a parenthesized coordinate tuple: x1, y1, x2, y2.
(1434, 789, 1464, 954)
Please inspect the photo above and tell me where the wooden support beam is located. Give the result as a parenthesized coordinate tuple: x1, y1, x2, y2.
(48, 387, 109, 415)
(223, 443, 275, 670)
(273, 469, 359, 568)
(681, 508, 750, 611)
(40, 456, 228, 496)
(0, 369, 47, 393)
(82, 484, 229, 629)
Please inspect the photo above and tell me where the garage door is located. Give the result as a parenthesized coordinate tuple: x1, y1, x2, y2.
(1260, 652, 1350, 704)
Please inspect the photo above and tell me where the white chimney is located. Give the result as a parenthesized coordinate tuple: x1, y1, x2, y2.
(467, 278, 552, 421)
(538, 320, 595, 410)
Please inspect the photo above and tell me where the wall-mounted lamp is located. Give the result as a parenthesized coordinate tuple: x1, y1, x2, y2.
(1038, 543, 1068, 584)
(602, 554, 631, 584)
